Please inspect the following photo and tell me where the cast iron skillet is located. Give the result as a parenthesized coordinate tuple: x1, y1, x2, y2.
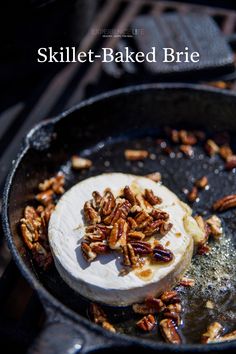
(2, 84, 236, 353)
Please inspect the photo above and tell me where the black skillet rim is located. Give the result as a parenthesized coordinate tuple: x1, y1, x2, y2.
(2, 83, 236, 352)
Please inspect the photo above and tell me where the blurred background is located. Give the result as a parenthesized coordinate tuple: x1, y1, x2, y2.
(1, 0, 236, 352)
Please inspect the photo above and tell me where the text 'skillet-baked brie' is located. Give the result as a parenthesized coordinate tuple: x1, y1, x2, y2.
(49, 173, 203, 306)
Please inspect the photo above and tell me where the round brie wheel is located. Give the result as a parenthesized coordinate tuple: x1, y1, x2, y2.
(49, 173, 195, 306)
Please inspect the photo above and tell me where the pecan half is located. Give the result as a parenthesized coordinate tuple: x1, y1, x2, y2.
(123, 186, 136, 205)
(225, 155, 236, 170)
(31, 242, 53, 270)
(205, 139, 219, 156)
(179, 130, 197, 145)
(179, 144, 194, 157)
(150, 209, 169, 221)
(160, 319, 181, 344)
(21, 223, 36, 249)
(103, 199, 131, 225)
(134, 210, 153, 230)
(124, 149, 149, 161)
(209, 330, 236, 343)
(159, 222, 173, 236)
(122, 243, 138, 267)
(219, 145, 233, 161)
(129, 241, 152, 255)
(127, 217, 138, 230)
(102, 321, 116, 333)
(160, 291, 180, 305)
(38, 172, 65, 195)
(145, 297, 165, 313)
(81, 242, 97, 262)
(146, 172, 162, 183)
(84, 201, 101, 224)
(36, 189, 54, 206)
(206, 215, 223, 238)
(179, 277, 195, 287)
(212, 194, 236, 212)
(71, 155, 92, 169)
(143, 219, 163, 237)
(144, 189, 162, 206)
(100, 189, 115, 216)
(195, 176, 208, 189)
(90, 242, 109, 254)
(201, 322, 223, 343)
(152, 244, 174, 263)
(136, 314, 156, 332)
(162, 311, 181, 326)
(187, 186, 198, 203)
(108, 218, 128, 249)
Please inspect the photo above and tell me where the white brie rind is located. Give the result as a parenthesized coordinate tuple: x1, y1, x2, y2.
(49, 173, 200, 306)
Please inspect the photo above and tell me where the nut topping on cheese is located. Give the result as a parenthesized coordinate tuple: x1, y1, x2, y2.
(49, 173, 198, 306)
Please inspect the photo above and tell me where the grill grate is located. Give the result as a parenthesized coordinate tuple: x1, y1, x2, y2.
(1, 1, 236, 352)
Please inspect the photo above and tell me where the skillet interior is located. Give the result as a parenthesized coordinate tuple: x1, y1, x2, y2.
(5, 85, 236, 345)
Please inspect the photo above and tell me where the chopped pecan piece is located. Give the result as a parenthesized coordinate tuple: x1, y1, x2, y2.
(206, 215, 223, 238)
(195, 176, 208, 189)
(170, 129, 180, 143)
(129, 241, 152, 255)
(179, 144, 194, 157)
(100, 189, 115, 216)
(124, 149, 149, 161)
(122, 243, 138, 267)
(194, 215, 210, 246)
(136, 314, 156, 332)
(201, 322, 223, 343)
(81, 242, 97, 262)
(219, 145, 233, 161)
(71, 155, 92, 169)
(36, 189, 54, 206)
(160, 291, 180, 305)
(225, 155, 236, 170)
(123, 186, 136, 205)
(20, 223, 36, 249)
(212, 194, 236, 212)
(24, 205, 39, 220)
(187, 186, 198, 203)
(152, 244, 174, 263)
(205, 139, 219, 156)
(205, 300, 214, 309)
(108, 218, 128, 249)
(179, 277, 195, 287)
(127, 231, 145, 241)
(143, 219, 163, 237)
(102, 321, 116, 333)
(144, 189, 162, 205)
(160, 319, 181, 344)
(84, 201, 101, 224)
(146, 172, 162, 183)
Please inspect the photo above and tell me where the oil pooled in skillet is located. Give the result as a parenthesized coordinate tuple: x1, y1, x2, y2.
(41, 134, 236, 344)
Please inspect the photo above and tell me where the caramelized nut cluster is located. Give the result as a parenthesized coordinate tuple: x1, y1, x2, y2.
(81, 186, 173, 267)
(134, 290, 182, 343)
(20, 172, 65, 269)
